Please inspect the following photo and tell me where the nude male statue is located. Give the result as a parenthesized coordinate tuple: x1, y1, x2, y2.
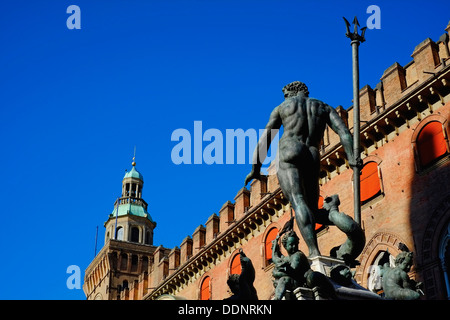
(245, 81, 359, 258)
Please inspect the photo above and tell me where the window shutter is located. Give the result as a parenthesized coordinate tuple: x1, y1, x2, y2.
(200, 276, 210, 300)
(230, 254, 241, 275)
(360, 162, 381, 203)
(265, 228, 279, 262)
(417, 121, 447, 167)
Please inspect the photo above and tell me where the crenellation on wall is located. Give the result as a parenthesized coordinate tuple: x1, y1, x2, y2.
(234, 187, 250, 221)
(359, 84, 377, 123)
(192, 224, 206, 255)
(380, 62, 408, 107)
(250, 175, 268, 208)
(267, 161, 279, 193)
(156, 256, 169, 284)
(168, 247, 180, 276)
(180, 235, 193, 265)
(219, 200, 235, 233)
(411, 38, 441, 83)
(205, 213, 220, 244)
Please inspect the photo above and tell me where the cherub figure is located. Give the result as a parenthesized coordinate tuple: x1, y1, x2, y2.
(271, 230, 336, 300)
(381, 251, 423, 300)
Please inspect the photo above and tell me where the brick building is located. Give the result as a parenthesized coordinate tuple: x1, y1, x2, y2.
(83, 20, 450, 300)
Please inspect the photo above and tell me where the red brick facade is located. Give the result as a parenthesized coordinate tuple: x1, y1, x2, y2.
(84, 21, 450, 300)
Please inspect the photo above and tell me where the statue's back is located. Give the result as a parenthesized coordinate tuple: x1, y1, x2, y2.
(278, 94, 329, 148)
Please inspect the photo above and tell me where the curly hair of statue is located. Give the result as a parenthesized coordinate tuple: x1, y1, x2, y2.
(282, 81, 309, 97)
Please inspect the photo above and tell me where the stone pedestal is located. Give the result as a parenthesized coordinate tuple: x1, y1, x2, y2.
(294, 286, 328, 300)
(309, 255, 345, 277)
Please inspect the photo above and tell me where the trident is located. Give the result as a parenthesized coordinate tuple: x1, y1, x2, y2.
(343, 16, 366, 226)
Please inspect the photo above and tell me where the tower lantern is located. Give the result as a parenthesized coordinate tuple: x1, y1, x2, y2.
(105, 159, 156, 245)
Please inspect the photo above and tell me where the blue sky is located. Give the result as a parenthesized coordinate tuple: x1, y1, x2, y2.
(0, 0, 448, 299)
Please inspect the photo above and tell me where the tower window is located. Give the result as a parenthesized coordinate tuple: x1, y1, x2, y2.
(131, 227, 139, 243)
(145, 231, 151, 245)
(131, 255, 138, 272)
(116, 227, 124, 241)
(142, 256, 149, 272)
(120, 254, 128, 270)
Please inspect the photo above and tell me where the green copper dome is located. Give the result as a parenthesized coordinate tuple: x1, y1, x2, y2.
(123, 165, 144, 181)
(110, 203, 155, 223)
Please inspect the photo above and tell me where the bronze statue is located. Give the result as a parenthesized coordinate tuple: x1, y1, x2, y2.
(245, 81, 362, 259)
(380, 251, 423, 300)
(272, 230, 336, 300)
(320, 194, 365, 265)
(224, 249, 258, 300)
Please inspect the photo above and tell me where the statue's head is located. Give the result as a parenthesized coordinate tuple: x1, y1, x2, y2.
(281, 230, 299, 254)
(330, 264, 353, 286)
(227, 274, 240, 295)
(282, 81, 309, 99)
(395, 251, 414, 272)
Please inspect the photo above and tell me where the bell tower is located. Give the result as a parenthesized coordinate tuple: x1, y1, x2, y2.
(83, 157, 157, 300)
(104, 158, 156, 245)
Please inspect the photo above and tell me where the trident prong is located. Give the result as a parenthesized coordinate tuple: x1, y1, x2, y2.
(343, 17, 351, 37)
(343, 16, 366, 43)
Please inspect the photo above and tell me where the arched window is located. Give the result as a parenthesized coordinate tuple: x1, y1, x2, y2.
(417, 121, 448, 167)
(131, 254, 138, 272)
(131, 226, 140, 243)
(145, 231, 151, 245)
(200, 276, 211, 300)
(142, 256, 149, 273)
(116, 227, 124, 241)
(120, 253, 128, 270)
(230, 253, 241, 275)
(265, 228, 278, 265)
(360, 161, 382, 204)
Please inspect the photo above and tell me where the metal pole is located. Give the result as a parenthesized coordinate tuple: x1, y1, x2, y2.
(344, 16, 366, 226)
(352, 39, 361, 226)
